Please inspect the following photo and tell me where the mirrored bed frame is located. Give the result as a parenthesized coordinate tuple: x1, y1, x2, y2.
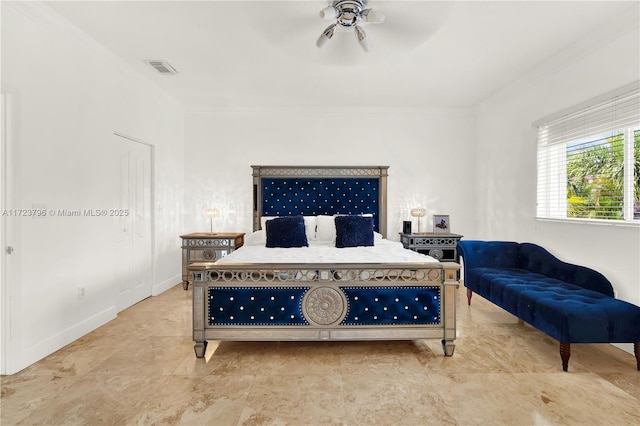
(191, 165, 459, 358)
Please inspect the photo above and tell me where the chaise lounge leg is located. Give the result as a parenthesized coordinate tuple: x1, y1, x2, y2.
(467, 288, 472, 305)
(560, 342, 570, 372)
(635, 342, 640, 371)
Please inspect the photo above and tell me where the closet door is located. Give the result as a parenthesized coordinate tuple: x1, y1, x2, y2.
(115, 133, 152, 311)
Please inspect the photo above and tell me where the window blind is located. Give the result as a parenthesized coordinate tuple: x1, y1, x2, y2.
(536, 82, 639, 147)
(535, 81, 640, 222)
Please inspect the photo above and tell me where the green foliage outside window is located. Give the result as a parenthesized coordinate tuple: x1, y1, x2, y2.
(566, 131, 640, 220)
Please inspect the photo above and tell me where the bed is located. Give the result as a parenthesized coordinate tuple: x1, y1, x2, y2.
(191, 165, 460, 358)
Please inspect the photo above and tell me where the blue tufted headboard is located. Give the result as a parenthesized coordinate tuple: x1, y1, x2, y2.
(252, 166, 389, 237)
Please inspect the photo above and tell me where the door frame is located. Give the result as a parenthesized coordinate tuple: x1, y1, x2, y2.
(1, 92, 19, 375)
(113, 131, 155, 309)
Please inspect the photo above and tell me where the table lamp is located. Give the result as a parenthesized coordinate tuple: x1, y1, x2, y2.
(202, 208, 220, 232)
(410, 208, 427, 233)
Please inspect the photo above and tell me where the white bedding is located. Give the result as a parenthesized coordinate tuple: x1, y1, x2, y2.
(216, 232, 439, 264)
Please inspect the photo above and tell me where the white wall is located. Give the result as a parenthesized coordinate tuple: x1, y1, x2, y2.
(475, 14, 640, 313)
(184, 107, 477, 240)
(1, 2, 185, 374)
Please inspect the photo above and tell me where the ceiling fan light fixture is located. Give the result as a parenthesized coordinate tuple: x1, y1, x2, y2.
(319, 6, 338, 20)
(354, 25, 369, 52)
(361, 8, 385, 24)
(337, 10, 358, 27)
(316, 23, 337, 48)
(316, 0, 383, 51)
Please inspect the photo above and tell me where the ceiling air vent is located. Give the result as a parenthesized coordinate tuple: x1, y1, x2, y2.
(144, 60, 178, 75)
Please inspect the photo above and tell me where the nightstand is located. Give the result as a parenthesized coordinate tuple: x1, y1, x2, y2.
(180, 232, 245, 290)
(399, 232, 463, 263)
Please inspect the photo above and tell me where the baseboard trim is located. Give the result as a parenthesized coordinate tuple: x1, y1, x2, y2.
(152, 274, 181, 296)
(12, 306, 117, 375)
(612, 342, 634, 355)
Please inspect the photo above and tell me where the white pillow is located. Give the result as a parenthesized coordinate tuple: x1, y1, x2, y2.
(261, 215, 317, 242)
(303, 216, 317, 241)
(316, 215, 336, 242)
(260, 216, 278, 230)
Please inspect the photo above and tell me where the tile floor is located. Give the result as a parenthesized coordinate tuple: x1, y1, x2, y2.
(1, 283, 639, 425)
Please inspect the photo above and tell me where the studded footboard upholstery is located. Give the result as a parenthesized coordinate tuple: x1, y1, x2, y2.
(192, 262, 459, 357)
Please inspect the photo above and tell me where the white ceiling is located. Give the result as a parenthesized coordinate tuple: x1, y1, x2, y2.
(45, 0, 639, 111)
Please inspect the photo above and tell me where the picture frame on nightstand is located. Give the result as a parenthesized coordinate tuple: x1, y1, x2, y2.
(433, 215, 450, 234)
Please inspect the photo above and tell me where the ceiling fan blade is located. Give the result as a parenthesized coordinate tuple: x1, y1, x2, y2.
(246, 0, 455, 65)
(372, 1, 454, 48)
(246, 1, 323, 45)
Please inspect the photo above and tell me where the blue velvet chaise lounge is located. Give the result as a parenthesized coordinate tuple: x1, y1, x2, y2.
(457, 240, 640, 371)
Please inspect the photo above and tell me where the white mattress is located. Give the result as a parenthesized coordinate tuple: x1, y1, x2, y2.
(216, 234, 438, 264)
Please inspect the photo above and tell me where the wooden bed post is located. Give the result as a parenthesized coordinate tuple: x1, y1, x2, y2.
(634, 342, 640, 370)
(442, 263, 459, 356)
(378, 166, 388, 238)
(192, 283, 207, 358)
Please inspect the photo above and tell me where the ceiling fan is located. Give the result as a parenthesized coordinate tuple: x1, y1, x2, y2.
(316, 0, 385, 52)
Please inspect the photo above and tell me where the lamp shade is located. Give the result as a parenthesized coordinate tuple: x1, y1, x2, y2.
(410, 208, 427, 218)
(202, 208, 220, 219)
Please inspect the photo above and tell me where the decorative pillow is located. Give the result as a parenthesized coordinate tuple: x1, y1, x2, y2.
(265, 216, 309, 248)
(335, 215, 374, 248)
(262, 215, 317, 241)
(316, 215, 336, 241)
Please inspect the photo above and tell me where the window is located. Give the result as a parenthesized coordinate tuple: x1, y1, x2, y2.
(535, 82, 640, 223)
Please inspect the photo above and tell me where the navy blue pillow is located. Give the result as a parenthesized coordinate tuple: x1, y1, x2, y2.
(335, 215, 374, 248)
(265, 216, 309, 248)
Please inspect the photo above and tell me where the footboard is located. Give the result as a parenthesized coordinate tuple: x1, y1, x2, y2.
(192, 262, 459, 357)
